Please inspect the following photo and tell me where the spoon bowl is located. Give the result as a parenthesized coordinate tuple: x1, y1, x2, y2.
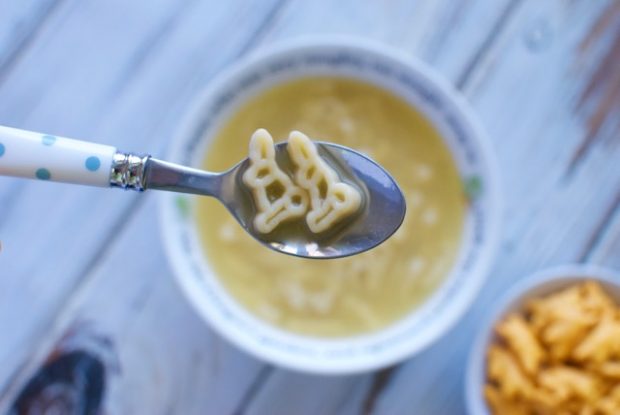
(146, 141, 406, 259)
(235, 142, 405, 258)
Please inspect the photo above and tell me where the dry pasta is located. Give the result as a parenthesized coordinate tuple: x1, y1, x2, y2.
(485, 281, 620, 415)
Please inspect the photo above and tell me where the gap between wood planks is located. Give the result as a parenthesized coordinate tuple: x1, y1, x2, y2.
(566, 1, 620, 175)
(579, 189, 620, 262)
(230, 366, 275, 415)
(0, 0, 291, 407)
(95, 0, 201, 106)
(0, 0, 67, 88)
(455, 0, 525, 89)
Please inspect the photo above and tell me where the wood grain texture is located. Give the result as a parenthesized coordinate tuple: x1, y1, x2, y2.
(0, 0, 284, 395)
(0, 0, 61, 75)
(2, 196, 265, 414)
(367, 1, 620, 413)
(0, 0, 618, 414)
(587, 190, 620, 269)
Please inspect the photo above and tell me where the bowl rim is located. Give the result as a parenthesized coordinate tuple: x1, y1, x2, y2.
(160, 35, 503, 374)
(465, 263, 620, 415)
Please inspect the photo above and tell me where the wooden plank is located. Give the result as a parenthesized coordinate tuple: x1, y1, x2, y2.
(0, 0, 59, 71)
(1, 196, 265, 414)
(588, 194, 620, 269)
(0, 0, 285, 395)
(244, 372, 371, 415)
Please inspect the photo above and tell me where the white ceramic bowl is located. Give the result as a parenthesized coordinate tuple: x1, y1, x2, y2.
(465, 264, 620, 414)
(160, 37, 501, 374)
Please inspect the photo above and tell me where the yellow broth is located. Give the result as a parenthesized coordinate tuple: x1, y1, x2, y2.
(196, 77, 465, 337)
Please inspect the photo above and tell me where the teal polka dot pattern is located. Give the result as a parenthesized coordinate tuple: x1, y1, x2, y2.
(0, 143, 4, 157)
(85, 156, 101, 171)
(36, 168, 51, 180)
(42, 135, 56, 146)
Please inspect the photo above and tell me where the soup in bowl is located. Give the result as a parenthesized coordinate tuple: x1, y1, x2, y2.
(161, 38, 500, 374)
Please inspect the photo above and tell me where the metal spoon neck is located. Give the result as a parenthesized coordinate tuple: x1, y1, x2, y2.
(110, 151, 149, 191)
(109, 151, 222, 197)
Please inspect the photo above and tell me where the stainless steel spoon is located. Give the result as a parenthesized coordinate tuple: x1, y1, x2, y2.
(0, 125, 406, 258)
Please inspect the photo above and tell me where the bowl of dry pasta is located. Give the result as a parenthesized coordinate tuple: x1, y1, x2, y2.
(465, 264, 620, 415)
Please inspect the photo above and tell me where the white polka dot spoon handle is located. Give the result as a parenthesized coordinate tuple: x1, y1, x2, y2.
(0, 125, 118, 186)
(0, 125, 219, 192)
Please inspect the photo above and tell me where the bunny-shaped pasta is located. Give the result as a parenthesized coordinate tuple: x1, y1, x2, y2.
(243, 129, 308, 233)
(287, 131, 362, 233)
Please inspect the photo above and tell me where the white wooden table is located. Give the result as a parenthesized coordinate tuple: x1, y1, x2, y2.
(1, 1, 619, 413)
